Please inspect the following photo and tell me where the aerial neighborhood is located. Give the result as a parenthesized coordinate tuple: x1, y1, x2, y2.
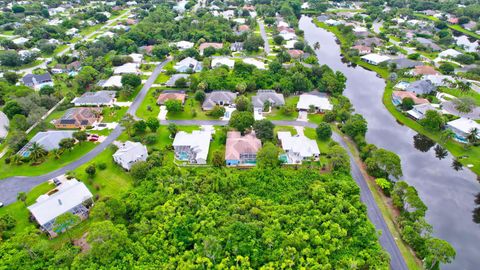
(0, 0, 478, 269)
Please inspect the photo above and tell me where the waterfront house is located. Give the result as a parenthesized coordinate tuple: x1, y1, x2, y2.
(361, 54, 390, 65)
(113, 141, 148, 170)
(411, 65, 439, 76)
(277, 131, 320, 164)
(297, 91, 333, 112)
(392, 91, 429, 106)
(225, 131, 262, 166)
(351, 45, 371, 55)
(406, 80, 436, 95)
(54, 107, 101, 129)
(407, 103, 438, 120)
(446, 118, 480, 143)
(172, 130, 211, 164)
(28, 179, 93, 237)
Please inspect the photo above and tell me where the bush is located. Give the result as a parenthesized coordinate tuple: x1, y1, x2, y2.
(207, 105, 226, 118)
(316, 122, 332, 140)
(375, 178, 392, 196)
(97, 162, 107, 170)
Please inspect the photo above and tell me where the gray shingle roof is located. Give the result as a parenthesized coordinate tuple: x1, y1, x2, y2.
(406, 80, 436, 95)
(202, 91, 237, 110)
(72, 91, 116, 105)
(251, 90, 285, 108)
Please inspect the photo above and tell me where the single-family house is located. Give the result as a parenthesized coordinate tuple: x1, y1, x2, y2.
(392, 91, 429, 106)
(225, 131, 262, 166)
(22, 73, 53, 90)
(172, 130, 212, 164)
(252, 90, 285, 113)
(355, 37, 383, 47)
(230, 42, 244, 52)
(128, 53, 143, 64)
(165, 74, 190, 87)
(361, 54, 390, 65)
(448, 17, 459, 24)
(113, 63, 140, 75)
(172, 41, 194, 50)
(72, 91, 116, 106)
(277, 131, 320, 164)
(12, 37, 29, 45)
(211, 57, 235, 69)
(411, 65, 439, 76)
(243, 58, 265, 69)
(351, 45, 371, 55)
(98, 75, 123, 88)
(54, 107, 101, 129)
(407, 103, 438, 120)
(27, 179, 93, 236)
(406, 80, 436, 95)
(17, 131, 75, 157)
(389, 58, 423, 69)
(287, 49, 304, 59)
(113, 141, 148, 170)
(156, 90, 186, 105)
(280, 32, 297, 41)
(174, 57, 202, 72)
(202, 91, 237, 110)
(237, 25, 250, 33)
(446, 118, 480, 143)
(199, 42, 223, 55)
(438, 49, 462, 59)
(422, 75, 454, 87)
(416, 37, 441, 51)
(297, 91, 333, 112)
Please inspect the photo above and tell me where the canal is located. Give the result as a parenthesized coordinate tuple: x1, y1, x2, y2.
(299, 16, 480, 270)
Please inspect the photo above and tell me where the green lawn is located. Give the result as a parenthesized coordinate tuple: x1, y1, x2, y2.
(167, 98, 218, 120)
(0, 142, 97, 179)
(308, 114, 324, 125)
(102, 106, 128, 122)
(440, 87, 480, 105)
(136, 87, 161, 120)
(265, 96, 299, 121)
(154, 73, 170, 84)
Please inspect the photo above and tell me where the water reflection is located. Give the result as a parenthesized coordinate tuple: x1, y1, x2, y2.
(452, 159, 464, 171)
(434, 145, 448, 160)
(473, 193, 480, 224)
(413, 134, 435, 152)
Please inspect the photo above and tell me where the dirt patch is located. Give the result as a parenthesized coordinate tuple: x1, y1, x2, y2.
(73, 232, 91, 253)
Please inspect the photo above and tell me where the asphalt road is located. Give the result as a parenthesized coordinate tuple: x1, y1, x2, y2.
(0, 59, 170, 205)
(258, 19, 271, 55)
(162, 119, 408, 270)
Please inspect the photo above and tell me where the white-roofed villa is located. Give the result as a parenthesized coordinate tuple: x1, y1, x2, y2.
(172, 130, 212, 164)
(27, 179, 93, 237)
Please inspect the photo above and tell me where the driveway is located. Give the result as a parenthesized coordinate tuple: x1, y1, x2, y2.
(0, 59, 171, 205)
(161, 119, 408, 270)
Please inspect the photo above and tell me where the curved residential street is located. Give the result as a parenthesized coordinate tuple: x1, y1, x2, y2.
(0, 59, 170, 205)
(258, 19, 271, 55)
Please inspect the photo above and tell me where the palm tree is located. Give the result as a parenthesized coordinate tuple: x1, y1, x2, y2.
(467, 128, 479, 144)
(17, 192, 27, 206)
(50, 148, 63, 159)
(440, 129, 455, 143)
(11, 154, 23, 165)
(457, 81, 471, 93)
(29, 142, 47, 162)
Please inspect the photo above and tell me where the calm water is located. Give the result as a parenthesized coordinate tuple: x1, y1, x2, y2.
(299, 16, 480, 270)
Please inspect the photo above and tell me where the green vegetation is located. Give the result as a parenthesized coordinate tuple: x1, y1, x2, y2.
(0, 142, 97, 179)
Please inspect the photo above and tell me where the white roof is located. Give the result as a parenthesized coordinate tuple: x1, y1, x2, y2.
(211, 57, 235, 68)
(439, 49, 461, 58)
(422, 75, 454, 86)
(243, 58, 265, 69)
(113, 141, 148, 170)
(361, 53, 390, 64)
(129, 53, 143, 63)
(285, 39, 296, 49)
(173, 41, 194, 50)
(102, 75, 123, 88)
(173, 130, 211, 162)
(447, 118, 480, 134)
(113, 62, 139, 74)
(278, 132, 320, 158)
(99, 31, 115, 38)
(28, 179, 93, 226)
(12, 37, 29, 45)
(279, 32, 297, 41)
(297, 92, 333, 111)
(175, 57, 198, 69)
